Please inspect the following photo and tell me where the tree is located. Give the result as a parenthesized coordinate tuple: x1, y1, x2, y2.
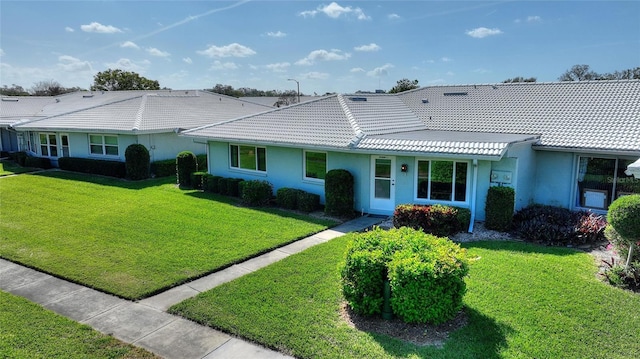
(502, 77, 537, 83)
(91, 69, 160, 91)
(607, 195, 640, 269)
(559, 64, 598, 81)
(598, 67, 640, 80)
(30, 80, 65, 96)
(388, 78, 419, 93)
(0, 84, 29, 96)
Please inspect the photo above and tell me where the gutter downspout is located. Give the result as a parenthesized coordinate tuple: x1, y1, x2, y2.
(468, 159, 479, 233)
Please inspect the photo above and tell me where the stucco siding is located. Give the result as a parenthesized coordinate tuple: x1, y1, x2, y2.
(533, 151, 574, 208)
(137, 133, 206, 162)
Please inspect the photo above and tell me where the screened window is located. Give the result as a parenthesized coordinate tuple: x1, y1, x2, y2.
(230, 144, 266, 172)
(39, 133, 58, 157)
(416, 160, 468, 202)
(89, 135, 118, 156)
(577, 156, 640, 210)
(304, 151, 327, 180)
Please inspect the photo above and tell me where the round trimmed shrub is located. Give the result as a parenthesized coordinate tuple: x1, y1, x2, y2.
(125, 144, 150, 180)
(325, 169, 354, 218)
(607, 194, 640, 241)
(176, 151, 197, 187)
(341, 227, 469, 324)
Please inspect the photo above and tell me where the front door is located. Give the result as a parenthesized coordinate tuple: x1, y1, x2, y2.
(370, 156, 395, 212)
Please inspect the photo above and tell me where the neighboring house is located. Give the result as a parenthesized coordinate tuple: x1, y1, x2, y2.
(182, 80, 640, 227)
(4, 90, 271, 166)
(1, 96, 60, 153)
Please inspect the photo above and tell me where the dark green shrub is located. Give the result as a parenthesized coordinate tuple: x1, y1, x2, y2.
(58, 157, 126, 178)
(341, 227, 469, 324)
(13, 152, 27, 166)
(176, 151, 197, 187)
(325, 169, 354, 218)
(196, 154, 207, 172)
(202, 174, 214, 192)
(206, 176, 223, 193)
(218, 177, 231, 195)
(277, 188, 300, 209)
(393, 204, 470, 236)
(485, 186, 515, 231)
(189, 171, 207, 190)
(124, 144, 150, 180)
(228, 178, 244, 197)
(297, 191, 320, 212)
(240, 180, 273, 206)
(150, 159, 175, 178)
(607, 194, 640, 242)
(24, 156, 51, 169)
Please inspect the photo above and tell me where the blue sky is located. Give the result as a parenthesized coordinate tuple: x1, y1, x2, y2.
(1, 1, 639, 94)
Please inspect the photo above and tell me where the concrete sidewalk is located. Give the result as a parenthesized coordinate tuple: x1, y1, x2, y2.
(1, 215, 383, 359)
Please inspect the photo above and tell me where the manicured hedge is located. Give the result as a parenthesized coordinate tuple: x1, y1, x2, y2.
(196, 154, 207, 172)
(277, 188, 300, 209)
(240, 180, 273, 206)
(150, 159, 175, 178)
(58, 157, 126, 178)
(325, 169, 354, 218)
(485, 186, 515, 231)
(124, 144, 150, 180)
(24, 156, 52, 169)
(176, 151, 197, 187)
(341, 227, 469, 324)
(393, 204, 471, 236)
(297, 191, 320, 212)
(190, 171, 208, 190)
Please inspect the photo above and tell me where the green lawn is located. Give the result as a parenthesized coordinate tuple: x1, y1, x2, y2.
(0, 291, 157, 359)
(170, 236, 640, 359)
(0, 171, 335, 299)
(0, 160, 36, 176)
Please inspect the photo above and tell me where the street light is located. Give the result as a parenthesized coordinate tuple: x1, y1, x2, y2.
(287, 78, 300, 104)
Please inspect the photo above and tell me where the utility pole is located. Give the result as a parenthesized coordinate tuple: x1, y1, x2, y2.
(287, 78, 300, 104)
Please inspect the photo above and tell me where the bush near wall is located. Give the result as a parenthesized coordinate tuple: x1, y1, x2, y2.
(325, 169, 354, 218)
(190, 171, 208, 190)
(393, 204, 471, 236)
(124, 144, 150, 180)
(277, 188, 300, 209)
(485, 186, 515, 231)
(196, 154, 207, 172)
(24, 156, 52, 169)
(150, 159, 175, 178)
(12, 152, 28, 166)
(176, 151, 197, 187)
(58, 157, 126, 178)
(341, 227, 469, 325)
(205, 175, 223, 193)
(297, 191, 320, 212)
(240, 180, 273, 206)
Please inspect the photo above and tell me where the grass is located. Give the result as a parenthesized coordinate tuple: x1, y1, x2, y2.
(0, 160, 36, 176)
(0, 171, 335, 299)
(170, 235, 640, 359)
(0, 290, 157, 359)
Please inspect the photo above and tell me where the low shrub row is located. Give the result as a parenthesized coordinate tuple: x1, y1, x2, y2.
(393, 204, 471, 236)
(240, 180, 273, 206)
(58, 157, 126, 178)
(512, 204, 607, 245)
(24, 156, 52, 169)
(276, 188, 320, 213)
(200, 174, 244, 198)
(341, 227, 469, 325)
(150, 159, 175, 177)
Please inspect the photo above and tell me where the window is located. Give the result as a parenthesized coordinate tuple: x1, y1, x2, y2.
(90, 135, 118, 156)
(304, 151, 327, 180)
(27, 132, 38, 153)
(230, 144, 266, 172)
(39, 133, 58, 157)
(60, 134, 69, 157)
(576, 156, 639, 210)
(416, 159, 468, 202)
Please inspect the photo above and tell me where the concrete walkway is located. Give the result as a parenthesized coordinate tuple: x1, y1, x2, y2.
(1, 215, 383, 359)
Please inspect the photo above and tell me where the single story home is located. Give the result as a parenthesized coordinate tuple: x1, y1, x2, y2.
(182, 80, 640, 228)
(3, 90, 271, 165)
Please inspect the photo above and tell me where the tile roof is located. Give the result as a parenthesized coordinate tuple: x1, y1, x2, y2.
(12, 91, 271, 133)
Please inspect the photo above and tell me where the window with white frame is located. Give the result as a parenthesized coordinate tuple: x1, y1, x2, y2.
(60, 134, 69, 157)
(230, 144, 266, 172)
(576, 156, 639, 210)
(89, 134, 118, 156)
(39, 133, 58, 157)
(304, 150, 327, 181)
(416, 159, 468, 202)
(27, 132, 38, 153)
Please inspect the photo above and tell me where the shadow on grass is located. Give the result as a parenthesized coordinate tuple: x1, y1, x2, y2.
(460, 239, 587, 257)
(29, 170, 174, 190)
(367, 307, 511, 359)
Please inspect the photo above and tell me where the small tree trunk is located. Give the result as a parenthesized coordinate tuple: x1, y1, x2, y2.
(626, 243, 635, 270)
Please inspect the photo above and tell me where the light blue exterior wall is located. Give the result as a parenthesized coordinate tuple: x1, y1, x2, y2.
(488, 140, 538, 211)
(533, 150, 574, 208)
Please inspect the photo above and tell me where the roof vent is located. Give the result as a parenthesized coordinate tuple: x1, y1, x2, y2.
(421, 98, 429, 103)
(55, 98, 61, 103)
(83, 94, 94, 98)
(443, 92, 468, 96)
(1, 98, 19, 102)
(349, 97, 367, 102)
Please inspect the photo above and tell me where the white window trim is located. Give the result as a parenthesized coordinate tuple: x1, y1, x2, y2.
(303, 150, 327, 183)
(38, 132, 58, 158)
(89, 134, 119, 157)
(229, 144, 267, 173)
(60, 133, 70, 158)
(413, 158, 471, 205)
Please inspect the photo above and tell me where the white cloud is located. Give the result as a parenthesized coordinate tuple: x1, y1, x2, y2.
(527, 15, 542, 22)
(299, 2, 370, 20)
(446, 71, 455, 76)
(295, 49, 351, 65)
(266, 31, 287, 38)
(350, 67, 365, 73)
(0, 49, 4, 57)
(354, 43, 381, 52)
(388, 13, 401, 20)
(183, 57, 193, 64)
(105, 58, 150, 73)
(473, 68, 490, 74)
(65, 27, 75, 33)
(301, 71, 329, 80)
(441, 57, 453, 62)
(80, 22, 123, 34)
(120, 41, 140, 50)
(466, 27, 503, 38)
(265, 62, 290, 72)
(210, 61, 239, 70)
(197, 43, 256, 58)
(367, 63, 394, 77)
(57, 55, 92, 72)
(146, 47, 170, 57)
